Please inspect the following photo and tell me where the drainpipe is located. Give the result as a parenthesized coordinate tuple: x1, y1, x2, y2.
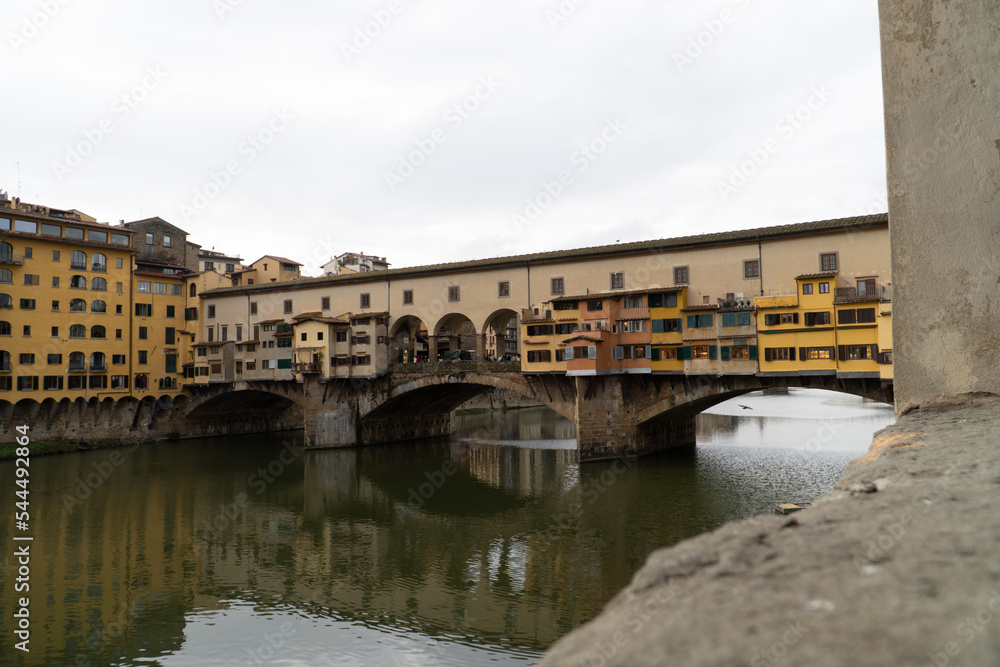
(757, 236, 764, 296)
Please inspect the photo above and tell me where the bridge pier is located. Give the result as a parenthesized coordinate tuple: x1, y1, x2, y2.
(574, 376, 696, 462)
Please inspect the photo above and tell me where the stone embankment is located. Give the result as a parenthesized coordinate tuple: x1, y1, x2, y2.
(539, 401, 1000, 666)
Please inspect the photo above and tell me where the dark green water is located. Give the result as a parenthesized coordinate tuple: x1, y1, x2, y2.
(0, 389, 893, 666)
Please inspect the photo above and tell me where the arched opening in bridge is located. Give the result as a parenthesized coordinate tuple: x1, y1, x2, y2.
(481, 308, 519, 361)
(390, 315, 429, 364)
(433, 313, 478, 361)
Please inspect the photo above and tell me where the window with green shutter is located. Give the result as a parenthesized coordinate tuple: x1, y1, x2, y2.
(708, 345, 717, 360)
(277, 358, 292, 369)
(721, 346, 731, 361)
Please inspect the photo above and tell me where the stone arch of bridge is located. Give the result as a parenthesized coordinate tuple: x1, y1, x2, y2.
(362, 372, 575, 425)
(186, 388, 297, 420)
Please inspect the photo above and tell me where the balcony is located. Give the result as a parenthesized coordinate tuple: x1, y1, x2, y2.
(293, 363, 322, 373)
(834, 284, 888, 303)
(0, 362, 10, 372)
(89, 363, 107, 372)
(0, 252, 24, 266)
(68, 363, 87, 373)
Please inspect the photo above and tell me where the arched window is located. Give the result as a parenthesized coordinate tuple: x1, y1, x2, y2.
(71, 250, 87, 269)
(90, 325, 106, 339)
(69, 324, 86, 338)
(0, 242, 12, 263)
(70, 299, 87, 312)
(0, 293, 10, 308)
(0, 321, 10, 336)
(0, 269, 11, 284)
(70, 275, 87, 289)
(91, 300, 106, 313)
(134, 374, 148, 390)
(90, 352, 106, 370)
(91, 277, 107, 291)
(92, 253, 107, 272)
(0, 350, 9, 371)
(189, 283, 197, 297)
(69, 351, 85, 371)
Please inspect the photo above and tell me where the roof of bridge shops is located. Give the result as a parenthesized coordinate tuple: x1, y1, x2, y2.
(547, 286, 684, 304)
(198, 213, 889, 298)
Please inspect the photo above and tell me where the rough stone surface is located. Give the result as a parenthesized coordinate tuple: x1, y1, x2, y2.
(880, 0, 1000, 413)
(538, 402, 1000, 666)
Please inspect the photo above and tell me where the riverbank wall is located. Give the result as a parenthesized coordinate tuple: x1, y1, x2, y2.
(538, 401, 1000, 665)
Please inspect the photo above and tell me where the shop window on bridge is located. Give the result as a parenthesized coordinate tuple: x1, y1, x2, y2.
(526, 324, 554, 336)
(647, 292, 678, 308)
(134, 374, 148, 390)
(804, 311, 830, 326)
(721, 312, 752, 327)
(555, 323, 576, 334)
(764, 347, 796, 361)
(17, 376, 39, 391)
(555, 349, 567, 362)
(653, 347, 679, 361)
(801, 347, 835, 360)
(620, 320, 644, 332)
(68, 376, 85, 390)
(111, 375, 129, 389)
(277, 358, 292, 369)
(651, 318, 682, 333)
(553, 300, 577, 310)
(623, 295, 643, 308)
(691, 345, 716, 360)
(43, 376, 63, 391)
(526, 350, 551, 363)
(586, 300, 603, 311)
(839, 345, 877, 361)
(89, 375, 107, 390)
(686, 313, 714, 329)
(136, 303, 152, 317)
(211, 363, 222, 375)
(0, 377, 10, 391)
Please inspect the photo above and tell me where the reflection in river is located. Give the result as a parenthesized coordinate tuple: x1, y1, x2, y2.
(0, 389, 894, 665)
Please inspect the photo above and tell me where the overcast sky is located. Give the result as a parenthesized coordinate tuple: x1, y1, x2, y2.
(2, 0, 887, 275)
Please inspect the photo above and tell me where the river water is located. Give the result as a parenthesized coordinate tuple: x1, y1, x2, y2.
(0, 388, 894, 666)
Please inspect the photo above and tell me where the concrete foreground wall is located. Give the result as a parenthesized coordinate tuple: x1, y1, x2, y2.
(880, 0, 1000, 414)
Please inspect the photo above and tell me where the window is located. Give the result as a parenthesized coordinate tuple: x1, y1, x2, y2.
(163, 235, 172, 248)
(90, 352, 106, 370)
(820, 252, 838, 272)
(620, 319, 645, 332)
(70, 275, 87, 289)
(837, 309, 857, 325)
(721, 312, 752, 327)
(686, 313, 714, 328)
(498, 281, 510, 298)
(221, 326, 228, 342)
(69, 324, 86, 338)
(113, 354, 126, 365)
(277, 337, 292, 348)
(551, 277, 565, 295)
(91, 326, 106, 339)
(857, 278, 877, 296)
(840, 345, 876, 361)
(802, 283, 814, 295)
(137, 281, 151, 293)
(336, 331, 347, 342)
(17, 376, 39, 391)
(51, 326, 59, 337)
(780, 313, 798, 324)
(526, 324, 554, 336)
(24, 274, 39, 286)
(115, 329, 123, 339)
(208, 305, 216, 318)
(69, 298, 86, 312)
(673, 266, 689, 284)
(19, 353, 35, 364)
(301, 332, 308, 342)
(804, 311, 831, 326)
(764, 347, 795, 361)
(0, 321, 9, 335)
(71, 250, 86, 269)
(52, 277, 60, 288)
(0, 268, 10, 283)
(743, 259, 760, 279)
(692, 345, 715, 360)
(403, 290, 414, 305)
(235, 325, 242, 342)
(139, 326, 148, 340)
(526, 350, 552, 363)
(138, 350, 148, 365)
(116, 258, 124, 269)
(22, 325, 30, 336)
(623, 295, 643, 309)
(48, 354, 62, 364)
(44, 376, 65, 391)
(360, 293, 370, 309)
(857, 308, 876, 324)
(0, 294, 9, 308)
(165, 328, 177, 344)
(587, 300, 603, 312)
(190, 283, 197, 297)
(116, 282, 123, 292)
(610, 272, 624, 290)
(20, 299, 35, 310)
(448, 286, 460, 302)
(804, 347, 834, 360)
(92, 253, 107, 271)
(41, 224, 61, 238)
(651, 318, 682, 333)
(284, 299, 293, 314)
(819, 282, 830, 294)
(153, 282, 167, 294)
(207, 328, 215, 343)
(729, 345, 751, 360)
(52, 250, 61, 261)
(321, 297, 330, 310)
(91, 277, 107, 291)
(163, 305, 174, 319)
(135, 303, 152, 317)
(316, 331, 323, 341)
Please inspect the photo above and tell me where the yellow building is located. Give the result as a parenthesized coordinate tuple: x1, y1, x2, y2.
(132, 260, 192, 394)
(1, 200, 136, 400)
(231, 255, 302, 286)
(650, 288, 686, 373)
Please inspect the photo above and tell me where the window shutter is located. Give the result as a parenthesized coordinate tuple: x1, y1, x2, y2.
(764, 348, 772, 362)
(721, 345, 730, 361)
(686, 315, 696, 329)
(708, 345, 717, 360)
(645, 345, 652, 359)
(828, 346, 836, 360)
(651, 347, 660, 361)
(588, 345, 597, 359)
(792, 313, 799, 324)
(799, 347, 807, 361)
(565, 347, 573, 360)
(789, 347, 796, 361)
(652, 319, 664, 333)
(838, 345, 847, 362)
(679, 346, 692, 361)
(748, 345, 758, 360)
